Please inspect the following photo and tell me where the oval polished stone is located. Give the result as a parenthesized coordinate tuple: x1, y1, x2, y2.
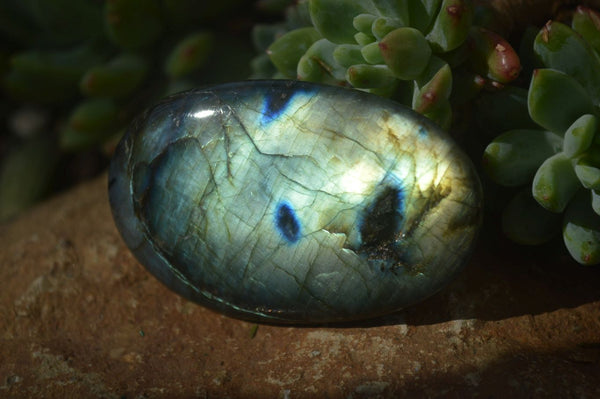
(109, 80, 482, 324)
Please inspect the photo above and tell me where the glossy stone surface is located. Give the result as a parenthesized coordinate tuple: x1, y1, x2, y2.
(108, 80, 482, 323)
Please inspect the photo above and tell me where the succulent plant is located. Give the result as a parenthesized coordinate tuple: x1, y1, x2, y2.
(250, 0, 313, 79)
(251, 0, 520, 130)
(483, 6, 600, 265)
(0, 0, 253, 221)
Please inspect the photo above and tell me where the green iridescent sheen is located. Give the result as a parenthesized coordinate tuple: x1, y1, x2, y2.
(109, 80, 482, 323)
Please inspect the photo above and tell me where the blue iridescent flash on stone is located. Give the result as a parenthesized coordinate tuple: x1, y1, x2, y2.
(275, 201, 301, 243)
(108, 80, 482, 324)
(262, 89, 301, 125)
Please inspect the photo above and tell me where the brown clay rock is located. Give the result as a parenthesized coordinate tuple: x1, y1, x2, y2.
(1, 174, 599, 398)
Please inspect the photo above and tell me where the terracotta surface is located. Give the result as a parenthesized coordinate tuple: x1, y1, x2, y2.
(1, 174, 599, 398)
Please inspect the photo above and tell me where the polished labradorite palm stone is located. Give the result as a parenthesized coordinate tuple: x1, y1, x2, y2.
(109, 80, 482, 324)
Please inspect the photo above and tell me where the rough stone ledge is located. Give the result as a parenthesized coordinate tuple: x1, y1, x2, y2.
(1, 174, 599, 398)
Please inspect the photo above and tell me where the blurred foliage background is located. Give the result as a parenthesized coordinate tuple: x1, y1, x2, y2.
(0, 0, 284, 222)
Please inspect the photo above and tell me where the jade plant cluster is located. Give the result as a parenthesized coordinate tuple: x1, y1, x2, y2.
(0, 0, 252, 220)
(252, 0, 521, 130)
(483, 7, 600, 265)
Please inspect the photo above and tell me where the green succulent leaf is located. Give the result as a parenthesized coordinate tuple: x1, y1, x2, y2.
(563, 114, 597, 158)
(572, 6, 600, 55)
(105, 0, 163, 49)
(425, 0, 473, 53)
(532, 152, 580, 213)
(575, 155, 600, 190)
(61, 98, 119, 151)
(502, 188, 562, 245)
(528, 68, 595, 134)
(483, 129, 562, 187)
(5, 43, 108, 104)
(284, 0, 313, 29)
(534, 21, 600, 104)
(563, 190, 600, 265)
(346, 64, 395, 88)
(370, 0, 408, 21)
(333, 44, 366, 67)
(413, 58, 452, 115)
(164, 32, 213, 79)
(366, 79, 406, 98)
(252, 24, 287, 53)
(361, 41, 384, 64)
(353, 13, 377, 34)
(297, 38, 345, 83)
(354, 32, 376, 46)
(309, 0, 375, 44)
(592, 190, 600, 215)
(407, 0, 443, 32)
(379, 27, 432, 80)
(67, 98, 118, 134)
(468, 27, 521, 83)
(60, 127, 117, 153)
(268, 27, 322, 78)
(414, 56, 450, 91)
(371, 17, 404, 40)
(80, 53, 148, 98)
(249, 54, 276, 79)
